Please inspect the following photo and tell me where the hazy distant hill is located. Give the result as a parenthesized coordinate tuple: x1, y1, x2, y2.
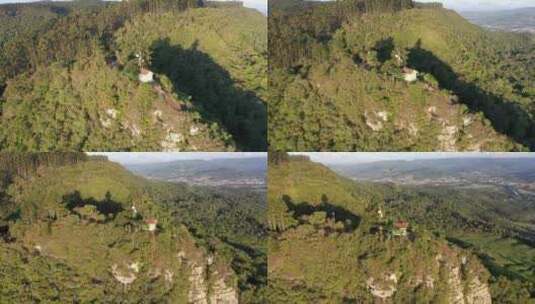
(462, 7, 535, 33)
(332, 157, 535, 183)
(126, 157, 266, 188)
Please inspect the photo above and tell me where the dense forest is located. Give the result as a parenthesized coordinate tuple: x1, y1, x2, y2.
(268, 0, 535, 151)
(267, 154, 535, 303)
(0, 0, 266, 151)
(0, 153, 266, 303)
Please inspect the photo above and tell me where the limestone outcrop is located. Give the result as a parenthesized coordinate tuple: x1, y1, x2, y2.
(187, 254, 239, 304)
(366, 252, 491, 303)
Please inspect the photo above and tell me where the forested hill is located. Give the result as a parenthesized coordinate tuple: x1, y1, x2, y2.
(0, 154, 267, 302)
(267, 155, 535, 302)
(0, 0, 267, 151)
(269, 0, 535, 151)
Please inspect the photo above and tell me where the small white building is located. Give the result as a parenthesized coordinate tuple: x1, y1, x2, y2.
(139, 68, 154, 83)
(403, 68, 418, 83)
(146, 218, 158, 232)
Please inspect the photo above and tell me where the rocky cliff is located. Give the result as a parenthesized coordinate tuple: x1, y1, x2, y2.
(365, 246, 492, 303)
(185, 251, 239, 304)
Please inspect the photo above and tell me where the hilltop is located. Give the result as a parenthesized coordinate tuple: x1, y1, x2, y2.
(267, 154, 535, 302)
(269, 0, 535, 151)
(0, 0, 267, 151)
(0, 153, 267, 303)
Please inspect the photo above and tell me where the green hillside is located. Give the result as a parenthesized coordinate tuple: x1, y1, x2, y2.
(0, 154, 266, 303)
(269, 1, 535, 151)
(0, 1, 266, 151)
(267, 155, 535, 303)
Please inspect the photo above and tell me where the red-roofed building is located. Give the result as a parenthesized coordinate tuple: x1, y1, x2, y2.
(393, 220, 409, 237)
(145, 218, 158, 232)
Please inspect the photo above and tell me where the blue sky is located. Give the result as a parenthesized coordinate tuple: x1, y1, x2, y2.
(0, 0, 267, 14)
(418, 0, 534, 11)
(292, 152, 535, 165)
(240, 0, 266, 14)
(89, 152, 266, 165)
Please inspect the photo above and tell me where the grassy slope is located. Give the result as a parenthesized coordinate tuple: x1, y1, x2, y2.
(268, 159, 493, 303)
(377, 184, 535, 286)
(0, 50, 232, 151)
(116, 7, 267, 151)
(0, 160, 248, 302)
(0, 6, 266, 151)
(116, 8, 267, 98)
(1, 161, 189, 302)
(268, 158, 369, 212)
(269, 7, 532, 151)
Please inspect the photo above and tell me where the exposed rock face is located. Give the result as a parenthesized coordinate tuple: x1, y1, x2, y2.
(209, 273, 239, 304)
(188, 263, 209, 304)
(111, 264, 137, 287)
(438, 124, 458, 152)
(187, 257, 239, 304)
(190, 126, 200, 136)
(161, 131, 185, 151)
(448, 266, 466, 304)
(106, 108, 118, 119)
(366, 272, 398, 299)
(439, 255, 492, 304)
(465, 277, 492, 304)
(365, 110, 389, 131)
(463, 116, 474, 127)
(126, 123, 141, 137)
(367, 254, 491, 304)
(153, 110, 163, 120)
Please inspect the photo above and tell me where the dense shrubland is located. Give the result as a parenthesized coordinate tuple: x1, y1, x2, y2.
(0, 154, 266, 302)
(267, 154, 535, 302)
(268, 0, 535, 151)
(0, 0, 266, 151)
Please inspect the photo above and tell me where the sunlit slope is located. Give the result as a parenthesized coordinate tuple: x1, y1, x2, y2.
(0, 159, 240, 303)
(269, 7, 534, 151)
(0, 6, 267, 151)
(267, 158, 378, 231)
(0, 50, 232, 151)
(116, 7, 268, 151)
(267, 158, 495, 303)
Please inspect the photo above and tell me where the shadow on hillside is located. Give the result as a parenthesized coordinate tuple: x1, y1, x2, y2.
(62, 190, 124, 219)
(374, 37, 394, 63)
(149, 38, 267, 151)
(407, 39, 535, 150)
(223, 239, 267, 286)
(447, 236, 528, 281)
(282, 194, 361, 231)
